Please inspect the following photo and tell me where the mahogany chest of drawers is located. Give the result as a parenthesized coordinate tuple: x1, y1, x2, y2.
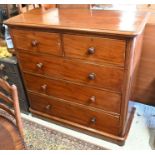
(5, 8, 148, 145)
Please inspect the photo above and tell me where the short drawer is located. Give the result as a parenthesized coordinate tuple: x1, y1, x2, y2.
(11, 29, 61, 56)
(18, 52, 124, 92)
(24, 73, 121, 114)
(137, 4, 155, 11)
(28, 92, 120, 135)
(63, 34, 126, 66)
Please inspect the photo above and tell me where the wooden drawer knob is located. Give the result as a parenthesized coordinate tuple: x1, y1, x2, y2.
(89, 96, 96, 103)
(41, 84, 47, 91)
(2, 75, 8, 81)
(45, 104, 51, 110)
(31, 40, 39, 47)
(90, 117, 96, 124)
(148, 4, 151, 7)
(0, 64, 5, 70)
(88, 73, 96, 80)
(88, 47, 95, 54)
(36, 63, 43, 68)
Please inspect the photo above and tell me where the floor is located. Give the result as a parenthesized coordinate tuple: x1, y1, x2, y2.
(21, 102, 155, 150)
(0, 108, 105, 150)
(23, 118, 104, 150)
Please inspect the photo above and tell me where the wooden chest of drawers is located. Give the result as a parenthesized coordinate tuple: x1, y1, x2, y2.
(5, 8, 148, 145)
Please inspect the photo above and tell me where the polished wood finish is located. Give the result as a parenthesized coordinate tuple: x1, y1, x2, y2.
(137, 4, 155, 13)
(11, 29, 62, 56)
(63, 34, 126, 66)
(133, 24, 155, 105)
(24, 73, 122, 114)
(28, 92, 120, 135)
(30, 106, 135, 146)
(18, 51, 124, 92)
(5, 8, 148, 145)
(0, 78, 25, 150)
(41, 4, 57, 10)
(0, 116, 25, 150)
(5, 8, 148, 36)
(57, 4, 90, 9)
(131, 5, 155, 106)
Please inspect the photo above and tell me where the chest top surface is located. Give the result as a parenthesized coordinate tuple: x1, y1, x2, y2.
(5, 8, 149, 36)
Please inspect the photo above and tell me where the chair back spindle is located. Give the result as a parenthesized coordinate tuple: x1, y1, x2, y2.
(0, 78, 24, 138)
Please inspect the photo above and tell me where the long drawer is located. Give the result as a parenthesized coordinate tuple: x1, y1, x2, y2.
(28, 92, 120, 135)
(63, 34, 126, 66)
(11, 29, 62, 56)
(18, 52, 124, 92)
(24, 73, 121, 114)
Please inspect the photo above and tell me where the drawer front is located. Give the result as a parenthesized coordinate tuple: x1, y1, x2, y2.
(11, 29, 61, 56)
(24, 73, 121, 114)
(18, 52, 124, 92)
(137, 4, 155, 11)
(28, 92, 120, 135)
(63, 34, 126, 66)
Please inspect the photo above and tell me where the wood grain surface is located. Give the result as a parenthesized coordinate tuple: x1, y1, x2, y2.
(6, 8, 148, 144)
(11, 29, 62, 56)
(63, 34, 126, 66)
(5, 8, 149, 36)
(24, 73, 122, 114)
(28, 92, 120, 135)
(133, 24, 155, 105)
(18, 51, 124, 92)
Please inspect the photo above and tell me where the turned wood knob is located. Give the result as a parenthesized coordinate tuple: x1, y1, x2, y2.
(45, 104, 51, 110)
(148, 4, 151, 7)
(88, 73, 96, 80)
(31, 40, 39, 47)
(2, 75, 8, 81)
(88, 47, 95, 54)
(0, 64, 5, 70)
(89, 96, 96, 103)
(90, 117, 96, 124)
(36, 63, 43, 68)
(41, 84, 47, 91)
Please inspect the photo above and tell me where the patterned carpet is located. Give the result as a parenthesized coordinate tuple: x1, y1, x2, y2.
(0, 108, 105, 150)
(23, 118, 105, 150)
